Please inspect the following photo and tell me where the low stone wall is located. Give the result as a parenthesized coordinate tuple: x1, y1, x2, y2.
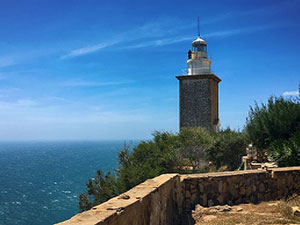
(182, 167, 300, 211)
(57, 167, 300, 225)
(56, 174, 183, 225)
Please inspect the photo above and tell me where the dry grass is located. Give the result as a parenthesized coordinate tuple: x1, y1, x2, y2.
(193, 196, 300, 225)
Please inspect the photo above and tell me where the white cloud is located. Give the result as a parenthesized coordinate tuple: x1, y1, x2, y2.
(60, 17, 188, 59)
(202, 2, 294, 26)
(15, 99, 37, 107)
(0, 73, 6, 80)
(0, 88, 21, 98)
(121, 36, 191, 49)
(0, 99, 37, 109)
(205, 24, 280, 38)
(45, 96, 71, 103)
(60, 11, 287, 59)
(0, 57, 15, 68)
(130, 17, 188, 38)
(283, 90, 299, 96)
(0, 99, 147, 124)
(61, 40, 120, 59)
(122, 24, 282, 49)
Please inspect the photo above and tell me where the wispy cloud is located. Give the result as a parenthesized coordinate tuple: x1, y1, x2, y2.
(15, 99, 37, 107)
(0, 73, 6, 80)
(130, 17, 188, 38)
(121, 36, 191, 49)
(121, 23, 283, 49)
(202, 2, 295, 25)
(283, 90, 299, 96)
(60, 6, 287, 58)
(60, 17, 188, 59)
(0, 99, 37, 109)
(205, 24, 281, 38)
(0, 98, 147, 124)
(46, 96, 69, 102)
(60, 79, 132, 87)
(61, 40, 120, 59)
(0, 88, 21, 98)
(60, 22, 284, 56)
(0, 57, 15, 68)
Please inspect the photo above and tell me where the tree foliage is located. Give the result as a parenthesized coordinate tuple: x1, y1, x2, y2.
(178, 128, 215, 171)
(79, 170, 118, 212)
(246, 96, 300, 150)
(207, 129, 247, 170)
(268, 129, 300, 167)
(79, 131, 182, 211)
(245, 96, 300, 165)
(116, 131, 182, 192)
(79, 128, 246, 212)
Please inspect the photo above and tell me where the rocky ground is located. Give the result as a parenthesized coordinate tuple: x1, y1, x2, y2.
(192, 196, 300, 225)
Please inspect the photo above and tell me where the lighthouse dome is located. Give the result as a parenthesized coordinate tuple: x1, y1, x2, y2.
(192, 36, 207, 46)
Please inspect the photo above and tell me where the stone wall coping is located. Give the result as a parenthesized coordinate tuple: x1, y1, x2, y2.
(176, 74, 221, 83)
(180, 166, 300, 182)
(56, 174, 179, 225)
(271, 166, 300, 172)
(138, 173, 179, 188)
(180, 170, 267, 181)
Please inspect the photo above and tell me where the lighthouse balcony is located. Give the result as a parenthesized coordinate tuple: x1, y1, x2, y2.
(188, 67, 211, 75)
(181, 68, 213, 75)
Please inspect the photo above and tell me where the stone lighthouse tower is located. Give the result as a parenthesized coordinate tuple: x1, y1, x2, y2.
(176, 30, 221, 132)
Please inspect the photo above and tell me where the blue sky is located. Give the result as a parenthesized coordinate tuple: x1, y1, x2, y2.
(0, 0, 299, 140)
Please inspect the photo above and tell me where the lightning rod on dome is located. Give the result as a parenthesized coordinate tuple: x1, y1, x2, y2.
(197, 16, 200, 37)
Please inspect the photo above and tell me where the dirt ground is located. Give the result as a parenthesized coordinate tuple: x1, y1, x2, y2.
(192, 196, 300, 225)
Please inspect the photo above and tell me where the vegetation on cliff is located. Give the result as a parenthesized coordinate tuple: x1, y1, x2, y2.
(79, 95, 300, 212)
(79, 128, 246, 211)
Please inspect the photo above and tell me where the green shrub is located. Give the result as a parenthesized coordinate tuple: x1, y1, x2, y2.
(246, 96, 300, 151)
(245, 96, 300, 164)
(79, 131, 182, 211)
(207, 129, 247, 170)
(79, 128, 247, 211)
(116, 132, 182, 192)
(178, 128, 215, 171)
(268, 129, 300, 167)
(79, 170, 118, 212)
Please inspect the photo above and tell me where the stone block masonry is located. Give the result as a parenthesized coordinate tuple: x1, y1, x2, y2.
(176, 74, 221, 131)
(182, 167, 300, 211)
(56, 167, 300, 225)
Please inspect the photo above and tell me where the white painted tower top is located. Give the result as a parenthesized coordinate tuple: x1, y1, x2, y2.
(187, 19, 212, 75)
(187, 35, 212, 75)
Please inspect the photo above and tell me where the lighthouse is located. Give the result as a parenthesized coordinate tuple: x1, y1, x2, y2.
(176, 26, 221, 132)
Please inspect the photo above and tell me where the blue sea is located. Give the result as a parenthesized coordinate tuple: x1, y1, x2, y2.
(0, 140, 139, 225)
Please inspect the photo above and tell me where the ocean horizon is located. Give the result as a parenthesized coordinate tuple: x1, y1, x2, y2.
(0, 140, 140, 225)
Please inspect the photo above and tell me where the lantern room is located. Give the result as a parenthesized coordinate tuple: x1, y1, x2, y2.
(187, 36, 211, 75)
